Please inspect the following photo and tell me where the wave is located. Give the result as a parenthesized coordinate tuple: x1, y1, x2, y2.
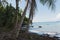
(29, 30, 60, 38)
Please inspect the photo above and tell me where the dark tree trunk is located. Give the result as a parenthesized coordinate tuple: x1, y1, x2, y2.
(26, 0, 34, 32)
(16, 0, 29, 37)
(11, 0, 19, 39)
(11, 0, 29, 39)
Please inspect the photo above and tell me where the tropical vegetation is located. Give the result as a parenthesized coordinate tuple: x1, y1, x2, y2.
(0, 0, 56, 40)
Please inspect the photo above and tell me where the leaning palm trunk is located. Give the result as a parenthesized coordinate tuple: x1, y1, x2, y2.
(11, 0, 19, 39)
(26, 0, 36, 32)
(16, 0, 29, 37)
(26, 14, 32, 32)
(15, 0, 19, 30)
(11, 0, 29, 39)
(26, 0, 55, 32)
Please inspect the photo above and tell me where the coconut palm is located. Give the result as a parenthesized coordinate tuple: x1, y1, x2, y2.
(15, 0, 29, 37)
(10, 0, 29, 39)
(10, 0, 20, 39)
(14, 0, 19, 37)
(9, 0, 55, 39)
(15, 0, 55, 38)
(27, 0, 55, 32)
(26, 0, 37, 32)
(9, 0, 29, 39)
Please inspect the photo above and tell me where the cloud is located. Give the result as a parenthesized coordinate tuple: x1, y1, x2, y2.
(33, 13, 60, 22)
(55, 13, 60, 21)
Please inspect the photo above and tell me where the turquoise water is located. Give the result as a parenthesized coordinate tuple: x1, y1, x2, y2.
(29, 21, 60, 34)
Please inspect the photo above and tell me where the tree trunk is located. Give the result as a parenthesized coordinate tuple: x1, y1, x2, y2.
(11, 0, 19, 39)
(26, 0, 34, 32)
(16, 0, 29, 37)
(11, 0, 29, 39)
(15, 0, 19, 30)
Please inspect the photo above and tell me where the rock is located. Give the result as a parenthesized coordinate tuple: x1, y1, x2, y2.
(39, 26, 42, 28)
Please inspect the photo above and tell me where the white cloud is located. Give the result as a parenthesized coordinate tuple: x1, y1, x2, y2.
(33, 17, 56, 22)
(55, 13, 60, 21)
(33, 13, 60, 22)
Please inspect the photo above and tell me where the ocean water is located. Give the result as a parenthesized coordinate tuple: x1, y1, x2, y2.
(29, 21, 60, 35)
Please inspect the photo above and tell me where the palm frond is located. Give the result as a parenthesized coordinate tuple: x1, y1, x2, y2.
(40, 0, 56, 9)
(2, 0, 8, 4)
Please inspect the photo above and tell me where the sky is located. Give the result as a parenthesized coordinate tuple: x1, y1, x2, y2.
(7, 0, 60, 22)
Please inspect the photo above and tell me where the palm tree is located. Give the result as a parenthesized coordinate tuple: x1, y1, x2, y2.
(27, 0, 55, 32)
(11, 0, 29, 38)
(14, 0, 55, 38)
(15, 0, 29, 37)
(10, 0, 55, 39)
(10, 0, 20, 39)
(26, 0, 37, 32)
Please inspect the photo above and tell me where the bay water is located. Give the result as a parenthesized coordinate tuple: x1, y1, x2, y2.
(29, 21, 60, 37)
